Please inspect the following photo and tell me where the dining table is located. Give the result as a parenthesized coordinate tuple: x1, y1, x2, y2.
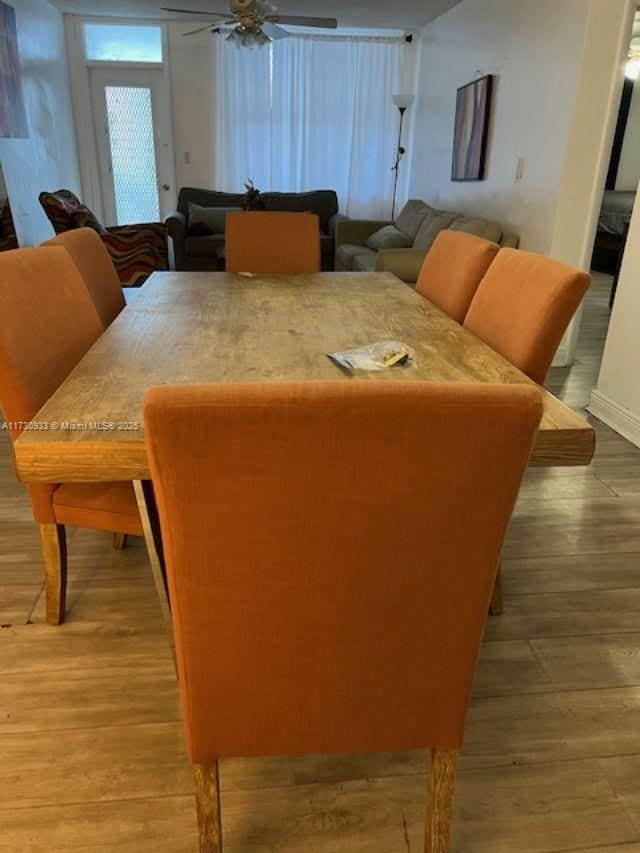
(13, 270, 596, 638)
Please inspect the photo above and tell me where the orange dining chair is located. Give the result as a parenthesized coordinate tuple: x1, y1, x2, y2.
(44, 227, 126, 328)
(225, 211, 321, 274)
(0, 247, 142, 625)
(144, 380, 543, 852)
(416, 231, 500, 323)
(464, 248, 591, 385)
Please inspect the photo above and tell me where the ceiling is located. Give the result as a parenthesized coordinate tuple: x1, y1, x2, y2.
(49, 0, 464, 30)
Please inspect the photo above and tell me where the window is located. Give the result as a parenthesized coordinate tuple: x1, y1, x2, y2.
(83, 23, 162, 63)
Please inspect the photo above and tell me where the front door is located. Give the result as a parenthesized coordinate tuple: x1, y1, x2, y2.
(91, 67, 173, 225)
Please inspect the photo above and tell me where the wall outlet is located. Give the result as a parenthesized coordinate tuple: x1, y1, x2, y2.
(515, 157, 525, 180)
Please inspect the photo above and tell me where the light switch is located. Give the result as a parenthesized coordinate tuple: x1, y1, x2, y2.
(515, 157, 525, 180)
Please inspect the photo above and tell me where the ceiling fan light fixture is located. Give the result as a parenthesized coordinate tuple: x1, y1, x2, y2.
(226, 25, 271, 48)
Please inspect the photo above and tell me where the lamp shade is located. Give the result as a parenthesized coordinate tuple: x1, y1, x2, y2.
(392, 94, 415, 110)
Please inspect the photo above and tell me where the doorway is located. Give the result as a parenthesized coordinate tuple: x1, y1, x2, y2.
(90, 67, 174, 225)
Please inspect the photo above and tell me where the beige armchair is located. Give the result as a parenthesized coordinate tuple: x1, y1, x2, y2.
(335, 199, 518, 285)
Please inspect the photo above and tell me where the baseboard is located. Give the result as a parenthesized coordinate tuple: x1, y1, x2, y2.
(587, 389, 640, 448)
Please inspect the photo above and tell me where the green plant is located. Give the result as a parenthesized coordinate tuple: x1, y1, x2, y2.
(242, 179, 266, 211)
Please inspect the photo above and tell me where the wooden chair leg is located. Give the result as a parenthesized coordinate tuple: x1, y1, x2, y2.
(134, 480, 176, 671)
(424, 748, 457, 853)
(39, 523, 67, 626)
(194, 762, 222, 853)
(489, 563, 503, 616)
(113, 533, 128, 550)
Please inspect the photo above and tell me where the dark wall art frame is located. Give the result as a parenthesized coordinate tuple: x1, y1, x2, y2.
(451, 74, 493, 182)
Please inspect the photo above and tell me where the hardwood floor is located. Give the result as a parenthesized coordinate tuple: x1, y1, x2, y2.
(2, 273, 639, 851)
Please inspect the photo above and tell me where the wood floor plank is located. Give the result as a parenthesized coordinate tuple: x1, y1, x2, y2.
(0, 620, 169, 674)
(0, 664, 179, 733)
(531, 634, 640, 690)
(501, 552, 640, 595)
(0, 723, 193, 809)
(598, 755, 640, 836)
(0, 796, 197, 851)
(473, 639, 554, 696)
(462, 687, 640, 769)
(0, 581, 42, 624)
(484, 589, 640, 641)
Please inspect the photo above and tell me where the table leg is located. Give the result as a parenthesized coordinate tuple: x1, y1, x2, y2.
(134, 479, 177, 672)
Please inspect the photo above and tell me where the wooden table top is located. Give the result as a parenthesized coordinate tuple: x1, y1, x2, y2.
(14, 271, 595, 483)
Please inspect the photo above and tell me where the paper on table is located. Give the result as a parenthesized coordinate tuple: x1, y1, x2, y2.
(328, 341, 414, 373)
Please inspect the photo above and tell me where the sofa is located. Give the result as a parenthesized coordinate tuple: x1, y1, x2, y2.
(335, 199, 518, 284)
(166, 188, 348, 272)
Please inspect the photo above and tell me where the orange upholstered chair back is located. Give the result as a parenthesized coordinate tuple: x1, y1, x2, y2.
(225, 211, 321, 274)
(464, 248, 591, 384)
(44, 228, 125, 328)
(0, 247, 103, 521)
(144, 381, 542, 764)
(416, 231, 500, 323)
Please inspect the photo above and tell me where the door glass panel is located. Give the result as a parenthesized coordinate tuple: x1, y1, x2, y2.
(104, 86, 160, 225)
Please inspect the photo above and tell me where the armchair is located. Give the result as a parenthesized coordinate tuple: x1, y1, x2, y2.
(39, 189, 168, 287)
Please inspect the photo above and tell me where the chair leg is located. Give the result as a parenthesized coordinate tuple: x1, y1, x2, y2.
(39, 523, 67, 626)
(134, 480, 176, 671)
(194, 762, 222, 853)
(113, 533, 128, 550)
(424, 748, 457, 853)
(489, 563, 503, 616)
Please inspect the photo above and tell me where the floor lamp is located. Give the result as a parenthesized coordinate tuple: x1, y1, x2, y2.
(391, 94, 415, 221)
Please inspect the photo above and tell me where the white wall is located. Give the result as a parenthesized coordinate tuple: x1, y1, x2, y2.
(408, 0, 594, 254)
(616, 79, 640, 191)
(589, 185, 640, 447)
(0, 0, 80, 246)
(408, 0, 634, 366)
(168, 22, 219, 193)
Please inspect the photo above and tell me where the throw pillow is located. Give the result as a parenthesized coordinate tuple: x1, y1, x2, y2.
(365, 225, 412, 252)
(187, 203, 242, 236)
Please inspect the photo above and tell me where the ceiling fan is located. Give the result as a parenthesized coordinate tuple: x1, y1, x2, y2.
(162, 0, 339, 48)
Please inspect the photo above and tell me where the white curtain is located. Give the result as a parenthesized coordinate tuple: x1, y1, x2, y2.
(214, 34, 405, 218)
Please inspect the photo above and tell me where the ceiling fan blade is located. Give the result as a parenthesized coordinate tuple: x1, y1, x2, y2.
(161, 7, 231, 17)
(181, 23, 216, 35)
(265, 14, 338, 29)
(261, 21, 290, 40)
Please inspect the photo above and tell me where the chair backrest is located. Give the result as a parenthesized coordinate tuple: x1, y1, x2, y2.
(225, 211, 321, 274)
(416, 231, 500, 323)
(38, 189, 104, 235)
(464, 248, 591, 384)
(144, 380, 542, 763)
(44, 228, 125, 328)
(0, 247, 103, 521)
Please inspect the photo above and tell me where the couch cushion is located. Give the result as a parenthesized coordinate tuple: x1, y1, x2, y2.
(185, 234, 225, 257)
(365, 225, 412, 252)
(352, 253, 377, 272)
(336, 244, 376, 271)
(178, 189, 244, 218)
(187, 203, 241, 236)
(449, 217, 503, 243)
(395, 200, 432, 241)
(413, 212, 461, 251)
(262, 191, 338, 233)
